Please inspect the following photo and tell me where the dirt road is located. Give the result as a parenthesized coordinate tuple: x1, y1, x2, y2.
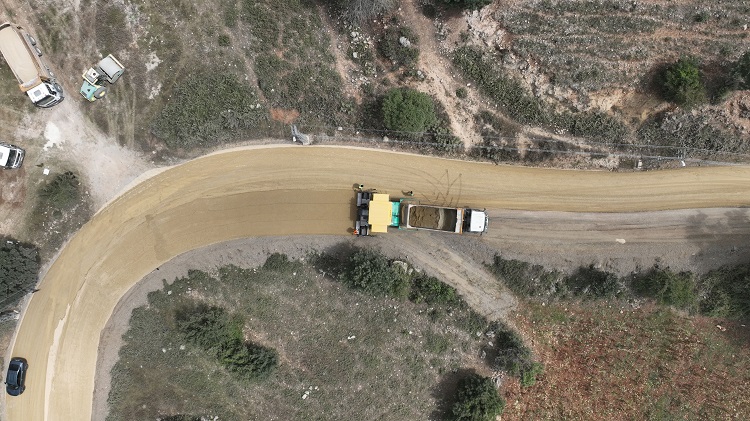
(6, 146, 750, 421)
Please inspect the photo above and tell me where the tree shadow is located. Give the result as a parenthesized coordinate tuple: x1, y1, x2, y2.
(429, 368, 477, 421)
(685, 209, 750, 272)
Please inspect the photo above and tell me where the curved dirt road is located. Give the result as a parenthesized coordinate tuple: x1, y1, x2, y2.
(6, 146, 750, 421)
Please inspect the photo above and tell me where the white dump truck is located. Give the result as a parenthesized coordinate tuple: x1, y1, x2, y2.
(354, 190, 488, 236)
(0, 22, 64, 107)
(0, 142, 24, 169)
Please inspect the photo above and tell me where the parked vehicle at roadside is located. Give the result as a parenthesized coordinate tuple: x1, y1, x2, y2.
(0, 142, 25, 169)
(5, 357, 28, 396)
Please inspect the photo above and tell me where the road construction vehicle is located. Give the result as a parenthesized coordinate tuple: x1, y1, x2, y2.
(354, 190, 488, 236)
(0, 142, 24, 169)
(0, 22, 64, 107)
(80, 54, 125, 102)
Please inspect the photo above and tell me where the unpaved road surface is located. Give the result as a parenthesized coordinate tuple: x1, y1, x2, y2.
(6, 146, 750, 421)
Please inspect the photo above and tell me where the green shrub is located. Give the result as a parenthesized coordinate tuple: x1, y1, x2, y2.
(564, 265, 621, 298)
(175, 303, 278, 379)
(700, 263, 750, 320)
(455, 87, 468, 99)
(0, 238, 40, 308)
(341, 248, 410, 297)
(218, 34, 231, 46)
(381, 88, 437, 138)
(489, 255, 562, 298)
(219, 340, 278, 379)
(729, 51, 750, 90)
(378, 25, 419, 69)
(450, 374, 505, 421)
(262, 253, 302, 273)
(631, 267, 698, 312)
(151, 72, 265, 149)
(175, 303, 242, 349)
(410, 274, 461, 306)
(39, 171, 80, 210)
(492, 322, 542, 387)
(662, 56, 706, 108)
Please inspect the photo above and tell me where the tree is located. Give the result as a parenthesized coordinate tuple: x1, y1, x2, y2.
(662, 56, 706, 107)
(382, 88, 437, 138)
(450, 374, 505, 421)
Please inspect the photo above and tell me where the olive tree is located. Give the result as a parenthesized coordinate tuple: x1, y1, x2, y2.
(662, 56, 706, 108)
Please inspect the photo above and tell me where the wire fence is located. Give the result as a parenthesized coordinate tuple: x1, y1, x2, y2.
(291, 123, 750, 167)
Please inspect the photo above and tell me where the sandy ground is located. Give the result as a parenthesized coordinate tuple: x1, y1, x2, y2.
(4, 146, 750, 421)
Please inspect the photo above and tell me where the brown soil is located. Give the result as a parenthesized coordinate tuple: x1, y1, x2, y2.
(408, 205, 442, 229)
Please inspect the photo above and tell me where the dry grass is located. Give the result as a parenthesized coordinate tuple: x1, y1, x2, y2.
(106, 260, 492, 420)
(502, 300, 750, 420)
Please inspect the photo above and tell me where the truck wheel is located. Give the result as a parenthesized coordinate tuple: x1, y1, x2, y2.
(27, 34, 37, 46)
(34, 46, 43, 57)
(54, 83, 63, 94)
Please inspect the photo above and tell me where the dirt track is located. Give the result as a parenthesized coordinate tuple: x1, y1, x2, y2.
(6, 146, 750, 421)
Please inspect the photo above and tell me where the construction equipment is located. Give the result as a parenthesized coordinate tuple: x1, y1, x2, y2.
(0, 22, 64, 108)
(79, 54, 124, 102)
(354, 190, 488, 236)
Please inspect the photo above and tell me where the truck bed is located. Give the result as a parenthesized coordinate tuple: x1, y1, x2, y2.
(0, 24, 40, 86)
(405, 205, 460, 232)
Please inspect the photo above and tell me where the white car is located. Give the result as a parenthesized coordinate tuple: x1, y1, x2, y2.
(0, 142, 25, 169)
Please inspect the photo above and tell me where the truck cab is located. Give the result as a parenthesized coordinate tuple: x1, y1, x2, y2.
(463, 208, 489, 234)
(0, 142, 25, 169)
(26, 78, 64, 108)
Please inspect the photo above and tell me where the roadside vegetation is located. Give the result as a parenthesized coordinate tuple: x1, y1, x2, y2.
(26, 171, 92, 258)
(0, 238, 40, 311)
(107, 251, 523, 420)
(490, 255, 750, 320)
(489, 254, 750, 419)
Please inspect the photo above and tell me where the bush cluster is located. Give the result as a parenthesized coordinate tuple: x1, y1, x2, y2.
(151, 72, 266, 149)
(491, 322, 543, 387)
(490, 257, 623, 300)
(38, 171, 82, 212)
(452, 47, 627, 142)
(316, 247, 489, 333)
(175, 303, 278, 380)
(636, 112, 747, 156)
(262, 252, 303, 273)
(631, 267, 698, 312)
(729, 51, 750, 90)
(0, 238, 40, 309)
(377, 24, 420, 69)
(341, 248, 410, 297)
(450, 373, 505, 421)
(492, 254, 750, 321)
